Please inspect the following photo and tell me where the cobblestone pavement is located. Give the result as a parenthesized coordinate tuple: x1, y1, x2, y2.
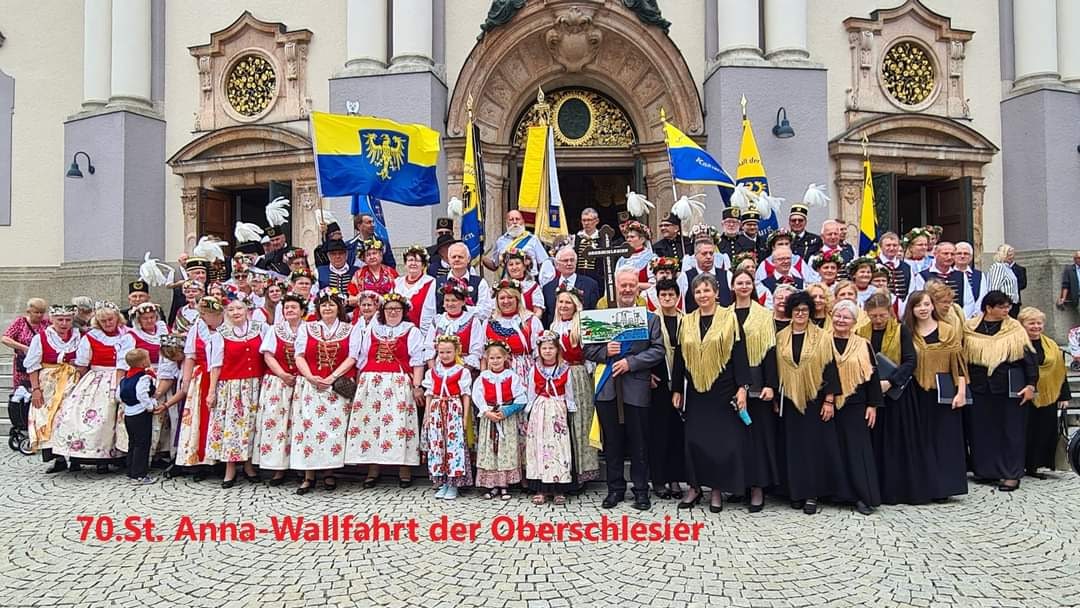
(1, 450, 1078, 608)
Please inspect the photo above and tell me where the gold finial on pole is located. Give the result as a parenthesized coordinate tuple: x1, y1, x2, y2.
(861, 134, 869, 158)
(532, 86, 550, 126)
(659, 107, 667, 123)
(740, 94, 747, 119)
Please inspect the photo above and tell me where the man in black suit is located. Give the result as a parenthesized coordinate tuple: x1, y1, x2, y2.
(678, 238, 731, 313)
(542, 247, 600, 326)
(787, 203, 823, 260)
(1058, 251, 1080, 309)
(652, 213, 693, 261)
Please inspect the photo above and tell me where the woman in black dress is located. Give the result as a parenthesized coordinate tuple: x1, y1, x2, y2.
(671, 273, 751, 513)
(829, 299, 883, 515)
(1018, 306, 1071, 477)
(776, 291, 842, 515)
(965, 290, 1037, 492)
(648, 278, 686, 499)
(731, 269, 779, 512)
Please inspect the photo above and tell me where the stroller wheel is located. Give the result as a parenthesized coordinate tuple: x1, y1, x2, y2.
(8, 433, 21, 452)
(18, 437, 33, 456)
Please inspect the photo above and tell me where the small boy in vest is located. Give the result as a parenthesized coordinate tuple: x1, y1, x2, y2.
(117, 348, 157, 483)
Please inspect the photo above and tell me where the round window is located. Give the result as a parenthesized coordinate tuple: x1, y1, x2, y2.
(880, 41, 936, 107)
(226, 54, 277, 117)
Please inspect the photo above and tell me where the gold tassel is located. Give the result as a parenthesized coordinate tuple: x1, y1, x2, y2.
(776, 324, 834, 414)
(911, 321, 967, 391)
(678, 308, 738, 393)
(856, 318, 900, 364)
(833, 334, 874, 409)
(738, 302, 776, 367)
(1035, 334, 1066, 408)
(964, 315, 1033, 375)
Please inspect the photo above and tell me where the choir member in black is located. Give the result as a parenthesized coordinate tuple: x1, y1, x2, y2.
(731, 269, 779, 511)
(859, 291, 923, 504)
(775, 291, 842, 515)
(671, 273, 751, 513)
(963, 290, 1037, 492)
(805, 283, 832, 329)
(772, 284, 797, 332)
(828, 299, 883, 516)
(1018, 306, 1071, 478)
(903, 290, 969, 501)
(647, 279, 686, 500)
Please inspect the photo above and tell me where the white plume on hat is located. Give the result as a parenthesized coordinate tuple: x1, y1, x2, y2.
(447, 196, 464, 219)
(729, 184, 756, 211)
(802, 184, 830, 208)
(139, 252, 174, 287)
(671, 193, 706, 221)
(234, 222, 264, 244)
(756, 192, 785, 220)
(265, 196, 290, 227)
(625, 186, 654, 218)
(193, 236, 225, 262)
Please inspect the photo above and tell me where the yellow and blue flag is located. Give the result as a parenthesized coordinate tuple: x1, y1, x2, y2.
(460, 118, 485, 259)
(663, 120, 734, 188)
(859, 158, 878, 256)
(310, 111, 441, 205)
(736, 113, 778, 232)
(534, 126, 568, 243)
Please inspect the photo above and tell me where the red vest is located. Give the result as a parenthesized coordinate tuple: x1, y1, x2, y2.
(558, 332, 584, 365)
(360, 331, 411, 374)
(303, 332, 353, 377)
(403, 277, 434, 327)
(218, 333, 266, 381)
(272, 332, 298, 375)
(485, 319, 532, 356)
(39, 330, 77, 365)
(86, 333, 120, 367)
(523, 283, 539, 310)
(533, 366, 570, 398)
(431, 366, 466, 398)
(131, 329, 161, 365)
(482, 375, 516, 406)
(192, 334, 207, 369)
(444, 314, 474, 355)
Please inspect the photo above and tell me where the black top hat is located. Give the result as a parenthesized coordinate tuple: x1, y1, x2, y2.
(264, 225, 284, 239)
(436, 217, 454, 232)
(325, 222, 341, 236)
(721, 207, 741, 221)
(659, 212, 681, 226)
(236, 241, 262, 255)
(435, 233, 461, 249)
(324, 239, 348, 254)
(128, 280, 149, 294)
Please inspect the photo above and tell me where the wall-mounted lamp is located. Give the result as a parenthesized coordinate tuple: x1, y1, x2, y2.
(66, 151, 95, 178)
(772, 107, 795, 139)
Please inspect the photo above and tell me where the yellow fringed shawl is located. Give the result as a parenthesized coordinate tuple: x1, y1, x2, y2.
(942, 304, 966, 342)
(736, 301, 775, 367)
(1035, 334, 1066, 408)
(659, 311, 682, 379)
(776, 323, 834, 414)
(963, 314, 1033, 375)
(833, 334, 875, 409)
(911, 321, 967, 391)
(857, 319, 900, 365)
(678, 308, 739, 393)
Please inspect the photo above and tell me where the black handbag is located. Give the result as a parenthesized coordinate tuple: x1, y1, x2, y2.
(332, 375, 357, 401)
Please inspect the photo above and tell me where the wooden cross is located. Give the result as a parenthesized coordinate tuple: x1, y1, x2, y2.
(584, 225, 630, 302)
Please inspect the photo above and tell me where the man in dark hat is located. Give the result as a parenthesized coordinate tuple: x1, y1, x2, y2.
(787, 203, 823, 261)
(122, 280, 164, 327)
(313, 219, 344, 267)
(652, 212, 693, 261)
(739, 207, 770, 262)
(426, 217, 454, 258)
(316, 239, 356, 301)
(168, 257, 211, 325)
(716, 206, 756, 259)
(255, 224, 291, 278)
(426, 233, 461, 279)
(611, 210, 632, 247)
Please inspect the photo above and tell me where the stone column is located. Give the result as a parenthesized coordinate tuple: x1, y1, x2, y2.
(338, 0, 388, 76)
(715, 0, 762, 62)
(108, 0, 152, 109)
(763, 0, 809, 63)
(390, 0, 434, 72)
(83, 0, 111, 110)
(1057, 0, 1080, 87)
(1013, 0, 1060, 89)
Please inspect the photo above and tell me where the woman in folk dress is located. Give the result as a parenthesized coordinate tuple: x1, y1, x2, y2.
(348, 292, 426, 488)
(253, 293, 306, 486)
(206, 298, 268, 487)
(170, 279, 204, 336)
(393, 245, 437, 338)
(292, 290, 358, 494)
(348, 238, 398, 317)
(425, 282, 484, 370)
(175, 296, 225, 477)
(483, 279, 542, 379)
(503, 248, 544, 317)
(26, 305, 81, 473)
(52, 303, 128, 471)
(548, 286, 600, 485)
(421, 334, 473, 499)
(525, 331, 575, 505)
(153, 334, 185, 461)
(115, 302, 169, 460)
(614, 220, 656, 292)
(352, 290, 382, 335)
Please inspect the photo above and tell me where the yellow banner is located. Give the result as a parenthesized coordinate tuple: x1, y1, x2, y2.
(736, 118, 767, 182)
(517, 126, 547, 212)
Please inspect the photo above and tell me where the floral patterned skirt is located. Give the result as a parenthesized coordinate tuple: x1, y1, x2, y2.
(289, 377, 348, 470)
(568, 364, 600, 483)
(252, 374, 295, 470)
(176, 370, 216, 466)
(27, 364, 77, 452)
(205, 377, 261, 463)
(476, 411, 523, 488)
(51, 367, 118, 460)
(421, 396, 472, 487)
(345, 372, 419, 466)
(525, 396, 573, 485)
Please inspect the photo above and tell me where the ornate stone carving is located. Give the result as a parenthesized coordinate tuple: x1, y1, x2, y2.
(181, 187, 200, 219)
(198, 56, 212, 92)
(880, 41, 936, 107)
(478, 0, 528, 40)
(512, 88, 635, 148)
(545, 7, 603, 73)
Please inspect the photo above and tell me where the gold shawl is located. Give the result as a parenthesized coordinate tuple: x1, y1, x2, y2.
(659, 311, 682, 379)
(678, 308, 739, 393)
(833, 334, 874, 409)
(776, 323, 834, 414)
(911, 321, 967, 391)
(964, 314, 1033, 375)
(736, 301, 776, 367)
(942, 304, 966, 342)
(1035, 333, 1066, 408)
(857, 319, 900, 364)
(854, 309, 871, 333)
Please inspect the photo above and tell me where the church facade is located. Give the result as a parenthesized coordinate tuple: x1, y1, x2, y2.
(0, 0, 1077, 331)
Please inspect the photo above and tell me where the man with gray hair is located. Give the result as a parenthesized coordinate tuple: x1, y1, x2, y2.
(570, 207, 606, 287)
(541, 246, 601, 325)
(954, 241, 986, 317)
(818, 219, 855, 263)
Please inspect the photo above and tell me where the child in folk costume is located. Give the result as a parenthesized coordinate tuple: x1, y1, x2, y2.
(549, 285, 600, 485)
(153, 334, 185, 461)
(116, 348, 158, 484)
(394, 245, 437, 337)
(253, 293, 306, 486)
(503, 248, 544, 317)
(292, 290, 358, 494)
(471, 340, 527, 500)
(115, 302, 169, 458)
(26, 304, 81, 473)
(348, 292, 426, 488)
(421, 335, 474, 500)
(206, 298, 268, 487)
(51, 302, 128, 471)
(425, 282, 485, 369)
(175, 296, 225, 477)
(526, 331, 575, 505)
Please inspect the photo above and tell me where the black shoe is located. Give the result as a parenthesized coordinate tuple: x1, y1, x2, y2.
(68, 461, 82, 472)
(1025, 469, 1047, 480)
(678, 490, 703, 509)
(192, 472, 206, 482)
(632, 493, 651, 511)
(709, 501, 723, 513)
(363, 477, 378, 489)
(296, 480, 314, 495)
(654, 488, 673, 500)
(96, 464, 109, 474)
(244, 472, 261, 483)
(748, 501, 764, 513)
(803, 499, 818, 515)
(268, 476, 286, 487)
(601, 492, 623, 509)
(997, 482, 1020, 492)
(324, 476, 338, 492)
(221, 478, 236, 489)
(855, 500, 874, 515)
(45, 460, 68, 474)
(790, 499, 804, 510)
(399, 478, 413, 489)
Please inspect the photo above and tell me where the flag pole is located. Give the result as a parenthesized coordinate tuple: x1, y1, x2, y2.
(660, 107, 680, 206)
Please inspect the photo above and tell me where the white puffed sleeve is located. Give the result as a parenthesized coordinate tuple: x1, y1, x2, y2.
(407, 326, 426, 368)
(293, 323, 311, 358)
(421, 368, 435, 395)
(526, 316, 544, 354)
(349, 322, 369, 363)
(260, 329, 279, 355)
(471, 374, 488, 413)
(458, 368, 473, 398)
(115, 333, 136, 368)
(473, 278, 494, 321)
(529, 285, 545, 311)
(207, 333, 225, 369)
(24, 334, 43, 373)
(418, 280, 436, 338)
(183, 322, 200, 357)
(421, 321, 439, 363)
(158, 357, 181, 381)
(464, 319, 484, 369)
(75, 335, 92, 367)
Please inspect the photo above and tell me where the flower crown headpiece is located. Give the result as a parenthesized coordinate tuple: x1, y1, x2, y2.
(494, 278, 523, 293)
(283, 248, 308, 265)
(846, 256, 878, 276)
(48, 304, 78, 316)
(901, 227, 933, 249)
(160, 334, 185, 349)
(94, 300, 120, 312)
(766, 228, 794, 250)
(403, 244, 429, 265)
(381, 292, 410, 309)
(362, 237, 384, 251)
(731, 251, 758, 269)
(435, 334, 462, 349)
(182, 279, 205, 291)
(198, 296, 224, 312)
(810, 249, 846, 270)
(440, 281, 473, 299)
(625, 220, 651, 241)
(536, 329, 561, 346)
(501, 247, 530, 266)
(289, 269, 316, 283)
(316, 286, 345, 301)
(483, 339, 510, 353)
(555, 283, 583, 302)
(131, 302, 159, 317)
(871, 264, 892, 279)
(649, 256, 681, 272)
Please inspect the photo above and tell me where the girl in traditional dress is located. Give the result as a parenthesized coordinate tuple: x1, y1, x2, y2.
(549, 285, 601, 486)
(292, 290, 358, 494)
(643, 257, 682, 312)
(171, 279, 204, 336)
(902, 290, 968, 501)
(1017, 306, 1070, 478)
(425, 282, 484, 370)
(672, 273, 751, 514)
(175, 296, 225, 479)
(502, 248, 544, 317)
(775, 291, 843, 515)
(472, 340, 527, 499)
(964, 290, 1037, 492)
(829, 299, 883, 515)
(206, 298, 268, 487)
(52, 302, 128, 472)
(394, 245, 437, 337)
(115, 302, 169, 463)
(26, 305, 81, 473)
(806, 283, 833, 329)
(349, 292, 426, 488)
(154, 334, 185, 461)
(615, 220, 655, 291)
(525, 331, 575, 505)
(350, 238, 398, 299)
(421, 335, 473, 499)
(253, 293, 306, 486)
(731, 269, 779, 512)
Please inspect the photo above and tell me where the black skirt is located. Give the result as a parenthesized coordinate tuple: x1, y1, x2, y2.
(968, 391, 1029, 480)
(1025, 404, 1059, 471)
(648, 383, 687, 486)
(834, 401, 881, 506)
(684, 385, 747, 493)
(914, 386, 968, 499)
(782, 398, 846, 501)
(876, 386, 936, 504)
(743, 397, 780, 489)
